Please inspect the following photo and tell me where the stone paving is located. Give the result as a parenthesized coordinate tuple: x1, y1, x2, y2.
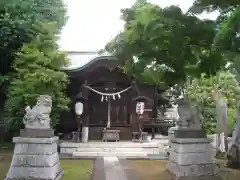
(92, 155, 167, 180)
(104, 157, 128, 180)
(92, 158, 106, 180)
(92, 157, 134, 180)
(119, 159, 140, 180)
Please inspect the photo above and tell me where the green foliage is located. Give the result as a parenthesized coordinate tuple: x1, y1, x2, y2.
(185, 72, 240, 134)
(0, 0, 67, 98)
(4, 23, 70, 131)
(105, 0, 227, 90)
(213, 7, 240, 53)
(190, 0, 240, 54)
(190, 0, 239, 14)
(227, 55, 240, 82)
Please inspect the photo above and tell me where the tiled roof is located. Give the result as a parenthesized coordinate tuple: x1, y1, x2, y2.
(63, 51, 113, 70)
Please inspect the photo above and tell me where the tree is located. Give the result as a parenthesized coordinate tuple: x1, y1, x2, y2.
(105, 0, 227, 91)
(185, 72, 240, 134)
(0, 0, 67, 114)
(189, 0, 240, 54)
(190, 0, 240, 99)
(0, 0, 67, 75)
(4, 23, 70, 132)
(189, 0, 239, 14)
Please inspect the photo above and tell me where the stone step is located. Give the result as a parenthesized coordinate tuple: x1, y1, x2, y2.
(72, 151, 148, 157)
(60, 142, 166, 155)
(76, 147, 144, 152)
(60, 142, 160, 148)
(61, 146, 162, 155)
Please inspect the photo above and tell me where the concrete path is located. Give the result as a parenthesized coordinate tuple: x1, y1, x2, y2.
(92, 158, 106, 180)
(92, 157, 129, 180)
(104, 157, 128, 180)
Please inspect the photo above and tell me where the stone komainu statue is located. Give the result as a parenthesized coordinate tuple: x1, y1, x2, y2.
(23, 95, 52, 129)
(177, 98, 203, 129)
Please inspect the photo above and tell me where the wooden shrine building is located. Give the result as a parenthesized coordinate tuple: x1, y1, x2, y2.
(58, 51, 174, 141)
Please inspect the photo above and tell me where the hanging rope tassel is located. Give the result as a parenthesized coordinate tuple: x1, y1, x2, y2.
(83, 85, 132, 98)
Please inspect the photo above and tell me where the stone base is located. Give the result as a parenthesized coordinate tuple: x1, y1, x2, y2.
(81, 126, 89, 143)
(174, 129, 206, 138)
(227, 144, 240, 168)
(167, 137, 215, 179)
(5, 136, 63, 180)
(20, 128, 54, 138)
(5, 168, 64, 180)
(167, 170, 219, 180)
(167, 161, 215, 179)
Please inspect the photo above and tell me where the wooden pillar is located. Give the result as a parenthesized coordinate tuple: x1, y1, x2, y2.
(107, 97, 111, 128)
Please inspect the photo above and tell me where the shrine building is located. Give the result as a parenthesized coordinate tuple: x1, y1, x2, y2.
(57, 51, 174, 141)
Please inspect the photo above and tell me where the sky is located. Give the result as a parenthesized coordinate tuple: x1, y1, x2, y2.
(59, 0, 219, 52)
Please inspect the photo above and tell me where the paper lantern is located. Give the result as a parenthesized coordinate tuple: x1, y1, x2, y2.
(136, 102, 145, 115)
(75, 102, 83, 115)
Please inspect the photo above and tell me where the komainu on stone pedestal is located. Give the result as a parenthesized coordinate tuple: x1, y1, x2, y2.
(171, 98, 206, 138)
(23, 95, 52, 129)
(176, 98, 204, 130)
(167, 98, 217, 179)
(20, 95, 54, 138)
(5, 95, 64, 180)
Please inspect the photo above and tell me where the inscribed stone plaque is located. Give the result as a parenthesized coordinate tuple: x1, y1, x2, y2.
(174, 129, 206, 138)
(12, 153, 59, 167)
(14, 143, 57, 155)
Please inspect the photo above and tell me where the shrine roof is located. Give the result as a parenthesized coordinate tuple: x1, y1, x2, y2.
(63, 51, 116, 73)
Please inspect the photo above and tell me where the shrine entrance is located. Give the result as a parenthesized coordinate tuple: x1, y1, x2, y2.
(82, 67, 134, 140)
(87, 83, 131, 126)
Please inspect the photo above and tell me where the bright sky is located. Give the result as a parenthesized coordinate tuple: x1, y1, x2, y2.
(59, 0, 219, 52)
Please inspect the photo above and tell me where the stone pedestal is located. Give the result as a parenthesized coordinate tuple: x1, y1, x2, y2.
(81, 126, 89, 143)
(20, 128, 54, 138)
(168, 126, 178, 145)
(5, 136, 63, 180)
(168, 127, 176, 139)
(227, 144, 240, 168)
(167, 137, 215, 180)
(167, 126, 178, 156)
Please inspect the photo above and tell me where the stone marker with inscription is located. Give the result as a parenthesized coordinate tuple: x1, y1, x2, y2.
(5, 95, 64, 180)
(167, 98, 216, 180)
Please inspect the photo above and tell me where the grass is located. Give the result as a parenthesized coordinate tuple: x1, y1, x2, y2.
(127, 160, 172, 180)
(0, 151, 12, 180)
(61, 160, 92, 180)
(0, 151, 92, 180)
(124, 160, 240, 180)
